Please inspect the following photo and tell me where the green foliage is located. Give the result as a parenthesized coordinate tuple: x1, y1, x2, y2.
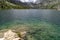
(0, 0, 29, 9)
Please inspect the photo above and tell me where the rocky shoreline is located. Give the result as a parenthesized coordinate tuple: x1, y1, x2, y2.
(0, 29, 27, 40)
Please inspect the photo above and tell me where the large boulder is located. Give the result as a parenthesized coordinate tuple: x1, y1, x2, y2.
(0, 29, 27, 40)
(3, 30, 20, 40)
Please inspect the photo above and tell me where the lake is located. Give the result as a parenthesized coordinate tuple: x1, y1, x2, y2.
(0, 9, 60, 29)
(0, 9, 60, 40)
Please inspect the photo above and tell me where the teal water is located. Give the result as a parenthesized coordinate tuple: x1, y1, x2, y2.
(0, 9, 60, 40)
(0, 10, 60, 24)
(0, 9, 60, 29)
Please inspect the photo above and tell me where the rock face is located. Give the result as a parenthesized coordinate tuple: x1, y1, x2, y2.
(0, 38, 4, 40)
(0, 30, 27, 40)
(3, 30, 20, 40)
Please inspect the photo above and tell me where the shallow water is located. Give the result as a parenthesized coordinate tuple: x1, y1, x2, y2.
(0, 9, 60, 40)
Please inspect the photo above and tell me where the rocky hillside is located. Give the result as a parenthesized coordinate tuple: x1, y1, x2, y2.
(0, 0, 59, 9)
(0, 0, 29, 9)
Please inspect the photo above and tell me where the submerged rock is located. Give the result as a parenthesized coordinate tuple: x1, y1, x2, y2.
(20, 31, 27, 38)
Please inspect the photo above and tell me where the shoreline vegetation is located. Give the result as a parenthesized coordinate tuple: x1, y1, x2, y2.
(0, 0, 60, 10)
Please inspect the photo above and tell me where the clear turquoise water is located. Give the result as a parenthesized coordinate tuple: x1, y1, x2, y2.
(0, 10, 60, 25)
(0, 9, 60, 40)
(0, 9, 60, 29)
(0, 9, 59, 30)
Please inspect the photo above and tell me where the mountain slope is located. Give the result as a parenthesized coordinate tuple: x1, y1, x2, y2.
(0, 0, 29, 9)
(0, 0, 59, 9)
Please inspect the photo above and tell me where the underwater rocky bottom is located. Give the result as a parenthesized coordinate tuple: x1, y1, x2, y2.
(0, 20, 60, 40)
